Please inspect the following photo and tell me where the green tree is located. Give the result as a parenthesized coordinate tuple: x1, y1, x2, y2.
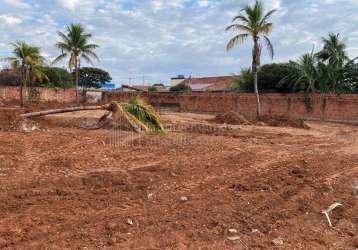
(226, 0, 276, 118)
(282, 52, 319, 93)
(148, 86, 158, 92)
(37, 67, 74, 88)
(2, 41, 47, 106)
(232, 64, 295, 93)
(230, 69, 253, 92)
(316, 33, 349, 66)
(316, 33, 354, 92)
(53, 23, 99, 105)
(79, 67, 112, 89)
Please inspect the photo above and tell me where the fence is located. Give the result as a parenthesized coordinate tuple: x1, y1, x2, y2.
(103, 92, 358, 124)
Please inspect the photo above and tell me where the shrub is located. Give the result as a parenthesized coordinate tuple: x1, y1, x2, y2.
(148, 86, 158, 92)
(170, 83, 192, 93)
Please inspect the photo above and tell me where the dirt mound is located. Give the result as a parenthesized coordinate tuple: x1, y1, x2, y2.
(260, 115, 310, 129)
(211, 111, 251, 125)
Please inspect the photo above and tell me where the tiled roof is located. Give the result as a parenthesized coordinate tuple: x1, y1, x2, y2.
(182, 76, 234, 91)
(121, 84, 169, 92)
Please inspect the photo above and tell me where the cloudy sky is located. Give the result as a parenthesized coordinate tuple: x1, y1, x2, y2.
(1, 0, 358, 85)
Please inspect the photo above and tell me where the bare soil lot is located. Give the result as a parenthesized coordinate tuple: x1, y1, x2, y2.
(0, 105, 358, 249)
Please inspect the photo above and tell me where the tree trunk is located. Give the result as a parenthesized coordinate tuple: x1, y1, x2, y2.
(21, 106, 105, 118)
(75, 58, 80, 106)
(20, 65, 25, 107)
(19, 78, 24, 107)
(28, 75, 32, 102)
(20, 104, 144, 134)
(252, 36, 261, 120)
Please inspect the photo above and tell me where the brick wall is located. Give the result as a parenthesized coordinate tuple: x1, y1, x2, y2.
(0, 87, 80, 103)
(1, 86, 357, 124)
(103, 92, 358, 124)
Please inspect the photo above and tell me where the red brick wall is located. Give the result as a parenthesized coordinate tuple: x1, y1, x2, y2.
(0, 87, 80, 103)
(2, 87, 357, 124)
(104, 92, 358, 123)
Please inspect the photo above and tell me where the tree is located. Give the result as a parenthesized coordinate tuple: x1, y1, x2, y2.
(316, 33, 355, 92)
(282, 52, 320, 93)
(148, 86, 158, 92)
(230, 69, 253, 92)
(53, 23, 99, 105)
(78, 67, 112, 89)
(2, 41, 47, 106)
(316, 33, 349, 66)
(36, 67, 74, 88)
(231, 64, 295, 93)
(226, 0, 276, 119)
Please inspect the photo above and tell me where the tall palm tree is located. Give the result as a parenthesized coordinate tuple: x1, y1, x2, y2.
(316, 33, 354, 92)
(2, 41, 46, 106)
(53, 23, 99, 105)
(316, 33, 349, 66)
(226, 0, 276, 119)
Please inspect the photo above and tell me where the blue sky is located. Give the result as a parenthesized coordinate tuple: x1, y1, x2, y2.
(1, 0, 358, 85)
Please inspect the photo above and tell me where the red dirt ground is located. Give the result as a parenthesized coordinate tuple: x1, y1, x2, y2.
(0, 106, 358, 249)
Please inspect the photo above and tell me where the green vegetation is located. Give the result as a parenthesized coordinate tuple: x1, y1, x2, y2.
(231, 63, 293, 93)
(53, 23, 99, 104)
(79, 67, 112, 89)
(226, 0, 276, 118)
(148, 86, 158, 92)
(169, 83, 192, 92)
(2, 41, 47, 106)
(281, 33, 357, 94)
(231, 33, 358, 94)
(36, 67, 74, 88)
(120, 97, 166, 133)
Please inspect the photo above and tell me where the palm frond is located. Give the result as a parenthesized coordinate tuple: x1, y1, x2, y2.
(225, 24, 252, 33)
(80, 54, 94, 65)
(232, 15, 249, 23)
(120, 97, 166, 133)
(226, 34, 249, 51)
(260, 9, 277, 25)
(52, 53, 68, 65)
(263, 35, 274, 59)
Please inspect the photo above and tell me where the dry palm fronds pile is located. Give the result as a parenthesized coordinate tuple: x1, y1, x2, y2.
(103, 98, 166, 133)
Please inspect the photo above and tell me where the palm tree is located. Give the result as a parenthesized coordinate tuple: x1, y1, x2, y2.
(28, 64, 49, 99)
(2, 41, 46, 106)
(53, 23, 99, 105)
(316, 33, 354, 92)
(226, 0, 276, 119)
(282, 52, 319, 93)
(316, 33, 349, 66)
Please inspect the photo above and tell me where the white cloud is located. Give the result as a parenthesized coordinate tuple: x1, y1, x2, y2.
(0, 14, 22, 25)
(2, 0, 31, 9)
(0, 0, 358, 84)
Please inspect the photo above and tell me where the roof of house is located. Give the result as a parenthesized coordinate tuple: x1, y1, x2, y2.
(181, 76, 234, 91)
(121, 84, 169, 92)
